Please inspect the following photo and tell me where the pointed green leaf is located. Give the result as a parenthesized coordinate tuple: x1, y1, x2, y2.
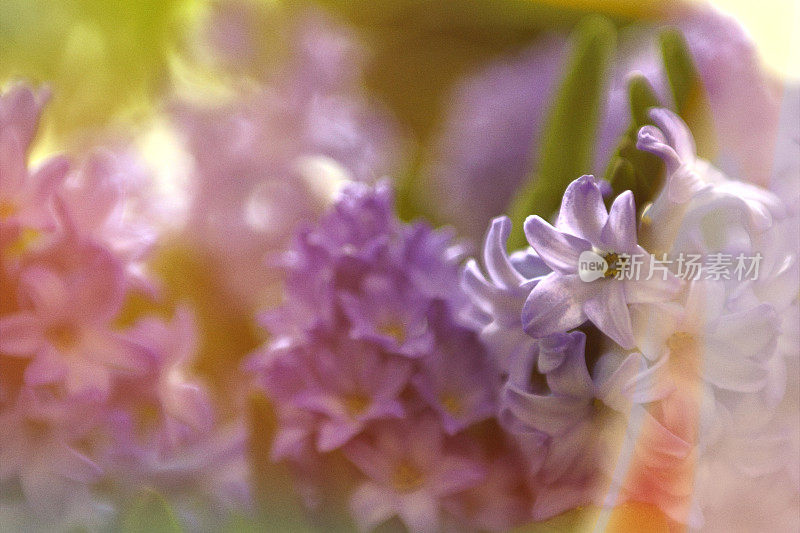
(119, 489, 182, 533)
(659, 28, 715, 157)
(603, 74, 665, 210)
(607, 156, 636, 197)
(628, 73, 661, 127)
(506, 15, 616, 249)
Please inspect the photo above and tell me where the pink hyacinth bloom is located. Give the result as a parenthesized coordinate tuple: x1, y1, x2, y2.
(57, 149, 158, 289)
(0, 84, 69, 236)
(0, 388, 101, 518)
(0, 246, 147, 398)
(344, 416, 486, 533)
(118, 306, 214, 447)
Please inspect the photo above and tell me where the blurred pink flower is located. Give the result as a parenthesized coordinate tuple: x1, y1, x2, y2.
(344, 416, 486, 533)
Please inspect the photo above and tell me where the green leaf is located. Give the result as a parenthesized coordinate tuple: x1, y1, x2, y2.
(506, 15, 616, 250)
(603, 74, 665, 210)
(628, 73, 661, 127)
(607, 156, 637, 194)
(119, 489, 182, 533)
(659, 28, 715, 158)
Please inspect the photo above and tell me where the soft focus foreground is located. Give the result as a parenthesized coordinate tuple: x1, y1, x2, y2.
(0, 0, 798, 532)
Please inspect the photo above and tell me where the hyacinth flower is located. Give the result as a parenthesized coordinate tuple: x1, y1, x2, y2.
(634, 106, 796, 451)
(276, 335, 412, 453)
(341, 275, 436, 358)
(632, 281, 778, 397)
(0, 85, 69, 244)
(113, 307, 214, 446)
(461, 95, 797, 531)
(343, 416, 486, 533)
(0, 83, 248, 531)
(500, 332, 682, 519)
(56, 149, 158, 290)
(521, 175, 680, 348)
(0, 243, 148, 398)
(461, 216, 548, 374)
(637, 107, 787, 257)
(248, 182, 537, 532)
(411, 301, 497, 435)
(0, 388, 102, 519)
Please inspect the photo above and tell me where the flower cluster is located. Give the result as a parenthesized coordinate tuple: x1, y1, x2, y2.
(0, 84, 248, 530)
(248, 182, 535, 532)
(464, 108, 798, 529)
(2, 1, 797, 531)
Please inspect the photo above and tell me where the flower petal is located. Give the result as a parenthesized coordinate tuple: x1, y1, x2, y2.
(524, 216, 589, 274)
(483, 216, 528, 289)
(18, 267, 68, 319)
(0, 132, 26, 196)
(703, 343, 768, 392)
(430, 455, 485, 495)
(583, 282, 636, 349)
(318, 419, 362, 452)
(649, 108, 696, 164)
(397, 491, 440, 533)
(24, 350, 67, 385)
(350, 482, 396, 532)
(502, 384, 587, 435)
(544, 333, 593, 398)
(556, 175, 608, 243)
(637, 125, 683, 175)
(599, 191, 637, 253)
(522, 274, 589, 339)
(0, 313, 44, 354)
(344, 440, 393, 484)
(710, 304, 778, 359)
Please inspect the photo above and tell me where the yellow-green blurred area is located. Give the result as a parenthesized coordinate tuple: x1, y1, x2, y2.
(0, 0, 189, 144)
(2, 0, 795, 153)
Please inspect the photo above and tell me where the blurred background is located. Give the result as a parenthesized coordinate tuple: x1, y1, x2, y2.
(2, 0, 796, 149)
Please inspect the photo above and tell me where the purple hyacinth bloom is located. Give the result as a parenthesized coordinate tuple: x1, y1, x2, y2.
(411, 302, 497, 435)
(250, 183, 484, 452)
(521, 175, 680, 348)
(247, 181, 519, 528)
(501, 332, 680, 520)
(343, 416, 486, 533)
(341, 275, 435, 358)
(286, 336, 411, 452)
(461, 216, 549, 374)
